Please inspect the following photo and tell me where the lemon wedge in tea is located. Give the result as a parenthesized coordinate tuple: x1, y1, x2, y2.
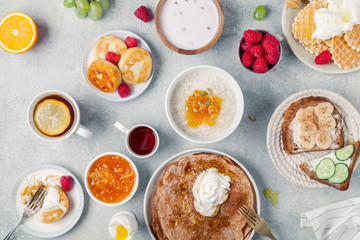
(34, 99, 71, 136)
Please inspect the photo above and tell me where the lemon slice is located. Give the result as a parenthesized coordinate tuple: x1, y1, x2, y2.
(34, 99, 71, 136)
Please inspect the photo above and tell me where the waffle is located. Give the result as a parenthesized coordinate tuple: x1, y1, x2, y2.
(303, 39, 331, 55)
(286, 0, 301, 9)
(345, 24, 360, 52)
(330, 35, 360, 69)
(292, 0, 328, 45)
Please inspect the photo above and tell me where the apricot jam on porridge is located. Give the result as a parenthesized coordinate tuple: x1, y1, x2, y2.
(87, 155, 135, 203)
(185, 90, 222, 128)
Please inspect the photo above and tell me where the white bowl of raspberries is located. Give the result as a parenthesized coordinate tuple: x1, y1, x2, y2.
(239, 29, 282, 74)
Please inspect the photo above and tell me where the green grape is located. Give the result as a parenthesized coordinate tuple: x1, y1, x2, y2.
(254, 5, 266, 21)
(75, 0, 90, 12)
(64, 0, 76, 8)
(89, 1, 102, 20)
(96, 0, 109, 10)
(75, 7, 88, 19)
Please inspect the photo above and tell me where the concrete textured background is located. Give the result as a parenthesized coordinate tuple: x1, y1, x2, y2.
(1, 0, 360, 239)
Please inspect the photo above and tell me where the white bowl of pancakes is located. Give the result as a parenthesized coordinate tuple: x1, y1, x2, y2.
(282, 0, 360, 74)
(144, 149, 260, 240)
(83, 30, 154, 102)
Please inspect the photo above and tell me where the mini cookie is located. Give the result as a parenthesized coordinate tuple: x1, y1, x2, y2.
(118, 47, 153, 84)
(292, 0, 328, 45)
(302, 39, 331, 55)
(94, 35, 127, 60)
(345, 24, 360, 52)
(87, 59, 122, 93)
(286, 0, 301, 9)
(330, 35, 360, 69)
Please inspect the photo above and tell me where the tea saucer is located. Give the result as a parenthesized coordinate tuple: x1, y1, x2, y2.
(10, 164, 84, 238)
(82, 30, 154, 102)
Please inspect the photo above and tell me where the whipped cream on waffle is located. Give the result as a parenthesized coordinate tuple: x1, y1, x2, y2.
(192, 168, 230, 217)
(312, 0, 360, 40)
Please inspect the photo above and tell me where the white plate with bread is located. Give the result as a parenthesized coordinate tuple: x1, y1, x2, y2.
(267, 89, 360, 188)
(282, 1, 360, 74)
(10, 164, 84, 238)
(82, 30, 154, 102)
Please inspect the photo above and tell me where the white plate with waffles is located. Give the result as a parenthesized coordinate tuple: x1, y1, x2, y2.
(267, 89, 360, 188)
(281, 1, 360, 74)
(82, 30, 154, 102)
(10, 164, 84, 238)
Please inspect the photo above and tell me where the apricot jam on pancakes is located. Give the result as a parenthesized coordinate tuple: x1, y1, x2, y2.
(87, 155, 135, 203)
(185, 90, 222, 127)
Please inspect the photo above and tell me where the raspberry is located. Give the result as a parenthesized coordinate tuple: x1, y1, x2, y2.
(315, 50, 332, 65)
(262, 40, 280, 56)
(241, 42, 253, 52)
(134, 6, 151, 23)
(253, 57, 268, 73)
(242, 52, 255, 67)
(264, 51, 280, 65)
(105, 51, 120, 64)
(250, 45, 266, 58)
(262, 34, 280, 46)
(118, 83, 131, 98)
(60, 176, 73, 192)
(243, 30, 262, 44)
(125, 36, 138, 48)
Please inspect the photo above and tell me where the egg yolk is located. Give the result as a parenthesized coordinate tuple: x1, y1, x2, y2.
(185, 90, 222, 127)
(115, 225, 129, 240)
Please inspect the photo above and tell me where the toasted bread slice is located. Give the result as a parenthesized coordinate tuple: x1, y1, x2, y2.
(300, 141, 360, 191)
(282, 96, 344, 154)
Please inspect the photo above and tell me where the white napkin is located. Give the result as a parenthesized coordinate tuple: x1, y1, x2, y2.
(301, 197, 360, 240)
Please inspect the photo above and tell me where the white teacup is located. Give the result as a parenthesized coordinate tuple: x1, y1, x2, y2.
(114, 121, 159, 158)
(27, 90, 92, 141)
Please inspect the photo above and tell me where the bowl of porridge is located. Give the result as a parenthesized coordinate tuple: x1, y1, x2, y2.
(165, 65, 244, 143)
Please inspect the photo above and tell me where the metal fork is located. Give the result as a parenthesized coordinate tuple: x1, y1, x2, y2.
(238, 204, 278, 240)
(3, 185, 47, 240)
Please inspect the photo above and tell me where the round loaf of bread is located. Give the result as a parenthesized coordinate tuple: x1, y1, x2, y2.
(118, 47, 153, 84)
(87, 59, 122, 93)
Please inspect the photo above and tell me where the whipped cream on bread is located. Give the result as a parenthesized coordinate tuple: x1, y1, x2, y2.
(312, 0, 360, 39)
(192, 168, 230, 217)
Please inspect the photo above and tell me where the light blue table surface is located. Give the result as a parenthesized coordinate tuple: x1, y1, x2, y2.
(1, 0, 360, 239)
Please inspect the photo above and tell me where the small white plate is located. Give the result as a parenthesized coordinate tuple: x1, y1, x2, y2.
(10, 164, 84, 238)
(165, 65, 244, 144)
(82, 30, 154, 102)
(267, 89, 360, 188)
(281, 2, 360, 74)
(143, 149, 260, 240)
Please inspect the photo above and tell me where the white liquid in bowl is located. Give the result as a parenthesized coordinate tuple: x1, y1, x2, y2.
(160, 0, 219, 50)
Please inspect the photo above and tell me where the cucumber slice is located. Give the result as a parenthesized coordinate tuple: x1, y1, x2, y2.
(328, 163, 349, 184)
(315, 158, 335, 180)
(335, 145, 354, 161)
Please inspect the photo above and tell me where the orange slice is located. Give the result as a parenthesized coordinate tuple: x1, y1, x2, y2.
(0, 12, 38, 54)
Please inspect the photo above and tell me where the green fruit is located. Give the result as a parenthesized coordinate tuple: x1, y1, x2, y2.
(75, 7, 88, 18)
(75, 0, 90, 12)
(64, 0, 76, 8)
(96, 0, 109, 10)
(88, 1, 102, 20)
(254, 5, 266, 21)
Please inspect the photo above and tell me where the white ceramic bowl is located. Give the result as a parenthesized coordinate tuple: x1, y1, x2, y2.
(281, 2, 360, 74)
(143, 149, 261, 240)
(165, 65, 244, 144)
(84, 152, 139, 207)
